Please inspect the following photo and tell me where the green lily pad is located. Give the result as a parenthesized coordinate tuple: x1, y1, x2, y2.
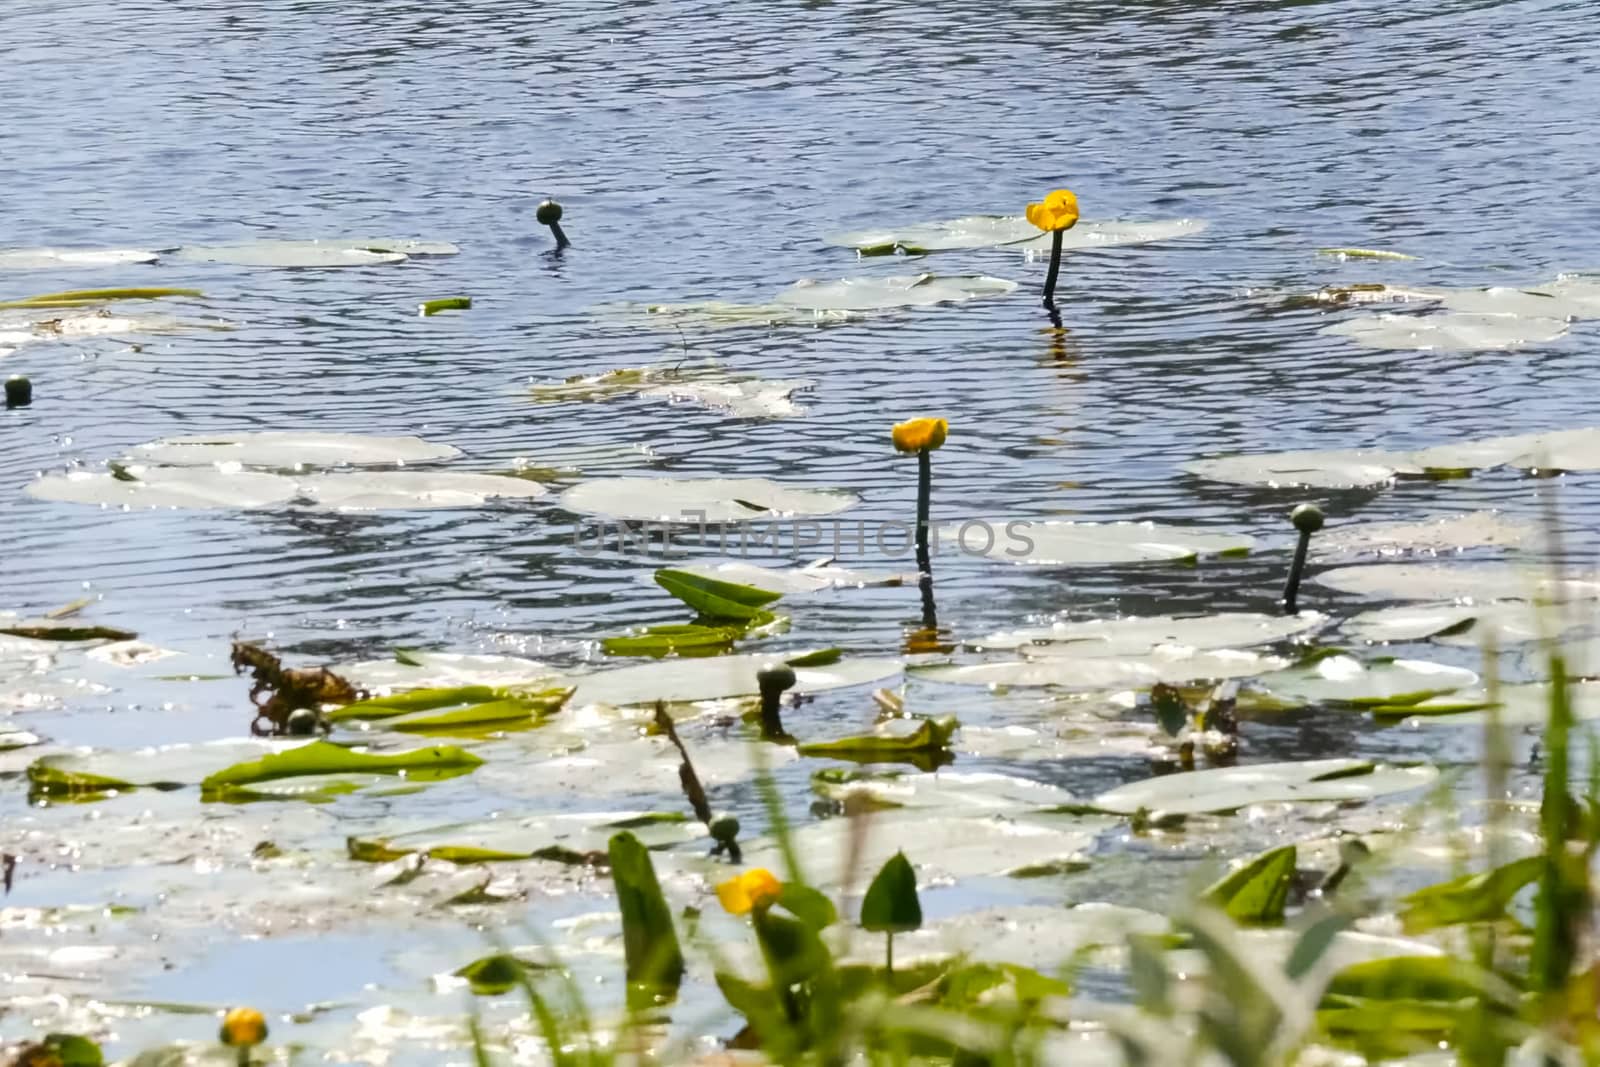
(811, 769, 1080, 813)
(797, 715, 960, 762)
(0, 247, 159, 269)
(971, 611, 1325, 653)
(946, 519, 1255, 565)
(1314, 562, 1600, 602)
(600, 623, 744, 658)
(917, 647, 1287, 689)
(296, 471, 548, 510)
(654, 568, 782, 620)
(1092, 758, 1438, 815)
(130, 431, 461, 469)
(26, 739, 283, 796)
(200, 739, 482, 791)
(0, 287, 201, 310)
(171, 240, 414, 267)
(1181, 449, 1421, 489)
(1246, 654, 1478, 709)
(569, 652, 902, 707)
(558, 476, 858, 523)
(25, 467, 300, 510)
(669, 560, 909, 593)
(771, 273, 1017, 311)
(369, 692, 573, 734)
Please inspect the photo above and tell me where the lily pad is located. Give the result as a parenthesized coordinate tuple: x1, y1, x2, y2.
(823, 216, 1209, 255)
(1092, 758, 1438, 815)
(568, 652, 902, 707)
(337, 238, 460, 256)
(529, 362, 723, 403)
(1181, 449, 1420, 489)
(1313, 512, 1537, 560)
(797, 715, 960, 762)
(1317, 248, 1418, 261)
(1397, 680, 1600, 726)
(654, 568, 782, 620)
(947, 519, 1254, 565)
(771, 274, 1017, 312)
(1013, 217, 1211, 253)
(638, 377, 813, 419)
(347, 810, 700, 865)
(558, 477, 858, 523)
(1342, 602, 1578, 646)
(26, 467, 300, 510)
(0, 287, 202, 311)
(971, 612, 1325, 653)
(199, 739, 483, 790)
(339, 652, 562, 693)
(669, 560, 909, 593)
(1323, 311, 1570, 351)
(26, 739, 284, 796)
(297, 471, 548, 510)
(1314, 562, 1600, 602)
(811, 769, 1080, 814)
(130, 431, 461, 469)
(917, 647, 1287, 689)
(1246, 654, 1478, 709)
(0, 247, 160, 269)
(170, 240, 411, 268)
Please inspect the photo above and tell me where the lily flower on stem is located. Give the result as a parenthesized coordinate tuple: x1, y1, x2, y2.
(1025, 187, 1080, 309)
(891, 417, 948, 629)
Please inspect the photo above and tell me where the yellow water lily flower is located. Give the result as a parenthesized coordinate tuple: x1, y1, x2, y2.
(1025, 189, 1080, 233)
(892, 417, 948, 453)
(220, 1006, 269, 1047)
(717, 867, 782, 914)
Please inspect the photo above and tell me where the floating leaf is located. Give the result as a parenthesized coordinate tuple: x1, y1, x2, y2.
(1092, 758, 1438, 815)
(559, 476, 857, 524)
(0, 622, 136, 642)
(811, 769, 1079, 814)
(199, 739, 483, 790)
(348, 810, 698, 866)
(1342, 601, 1574, 646)
(382, 693, 573, 734)
(0, 287, 201, 310)
(1417, 426, 1600, 474)
(824, 216, 1209, 255)
(569, 652, 901, 707)
(971, 612, 1325, 653)
(340, 237, 460, 256)
(25, 467, 300, 510)
(917, 648, 1286, 689)
(1314, 512, 1537, 560)
(171, 240, 412, 267)
(1317, 248, 1418, 261)
(1395, 680, 1600, 726)
(0, 247, 159, 270)
(946, 519, 1255, 565)
(453, 953, 540, 995)
(329, 686, 569, 723)
(1315, 562, 1600, 602)
(1181, 449, 1420, 489)
(419, 296, 471, 316)
(1398, 856, 1542, 934)
(771, 273, 1017, 311)
(654, 568, 782, 621)
(639, 376, 813, 419)
(1204, 845, 1296, 924)
(130, 431, 460, 469)
(860, 852, 922, 933)
(1324, 311, 1569, 351)
(26, 739, 282, 797)
(797, 715, 959, 762)
(669, 560, 908, 593)
(296, 471, 548, 510)
(338, 653, 561, 693)
(1247, 654, 1477, 710)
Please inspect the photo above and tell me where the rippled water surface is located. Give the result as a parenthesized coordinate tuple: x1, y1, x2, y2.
(3, 0, 1599, 1060)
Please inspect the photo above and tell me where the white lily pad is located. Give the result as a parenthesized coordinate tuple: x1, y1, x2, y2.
(339, 653, 562, 693)
(24, 310, 227, 339)
(529, 361, 723, 403)
(813, 770, 1082, 814)
(638, 377, 812, 419)
(1314, 512, 1537, 560)
(823, 216, 1209, 255)
(297, 472, 547, 510)
(1342, 602, 1579, 646)
(26, 467, 299, 510)
(171, 241, 411, 268)
(558, 476, 858, 523)
(348, 810, 702, 863)
(1014, 217, 1212, 252)
(947, 519, 1254, 565)
(1323, 311, 1570, 351)
(1399, 680, 1600, 727)
(1247, 654, 1478, 709)
(568, 652, 902, 707)
(0, 248, 160, 269)
(334, 238, 460, 256)
(972, 612, 1326, 653)
(1092, 757, 1438, 815)
(131, 431, 461, 469)
(1315, 562, 1600, 602)
(1181, 448, 1420, 488)
(631, 300, 837, 330)
(887, 903, 1168, 970)
(669, 560, 908, 594)
(771, 273, 1017, 311)
(917, 647, 1287, 689)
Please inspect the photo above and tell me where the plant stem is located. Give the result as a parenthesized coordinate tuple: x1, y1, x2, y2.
(1042, 229, 1064, 307)
(886, 931, 894, 977)
(915, 449, 931, 577)
(549, 221, 570, 250)
(1282, 528, 1311, 614)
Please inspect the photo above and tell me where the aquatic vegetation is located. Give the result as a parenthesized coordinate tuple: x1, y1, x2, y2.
(419, 296, 471, 316)
(4, 375, 31, 408)
(170, 237, 458, 267)
(1312, 273, 1600, 351)
(1280, 503, 1323, 614)
(0, 247, 159, 269)
(129, 430, 461, 468)
(558, 475, 858, 523)
(823, 215, 1209, 256)
(1091, 757, 1438, 815)
(971, 610, 1326, 653)
(536, 199, 571, 250)
(622, 274, 1019, 330)
(0, 286, 201, 310)
(1317, 247, 1418, 261)
(946, 517, 1255, 564)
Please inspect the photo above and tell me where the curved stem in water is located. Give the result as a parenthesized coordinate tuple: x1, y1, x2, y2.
(1042, 229, 1064, 308)
(1283, 530, 1311, 614)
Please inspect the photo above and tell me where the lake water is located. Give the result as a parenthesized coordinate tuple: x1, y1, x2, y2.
(3, 0, 1599, 1061)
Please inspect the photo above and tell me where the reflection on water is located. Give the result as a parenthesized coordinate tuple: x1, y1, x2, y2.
(2, 0, 1598, 1057)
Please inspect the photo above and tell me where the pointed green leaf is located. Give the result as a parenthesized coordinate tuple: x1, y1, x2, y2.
(1202, 844, 1296, 924)
(1398, 855, 1542, 934)
(653, 568, 782, 621)
(607, 831, 684, 996)
(199, 739, 483, 790)
(777, 883, 838, 930)
(860, 851, 922, 933)
(797, 716, 959, 762)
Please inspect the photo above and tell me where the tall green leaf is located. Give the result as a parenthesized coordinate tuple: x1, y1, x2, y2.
(860, 852, 922, 933)
(607, 831, 684, 1000)
(1202, 845, 1296, 925)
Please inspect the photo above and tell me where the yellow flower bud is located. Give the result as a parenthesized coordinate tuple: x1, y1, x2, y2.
(716, 868, 782, 915)
(220, 1006, 269, 1047)
(1025, 189, 1080, 233)
(891, 417, 948, 454)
